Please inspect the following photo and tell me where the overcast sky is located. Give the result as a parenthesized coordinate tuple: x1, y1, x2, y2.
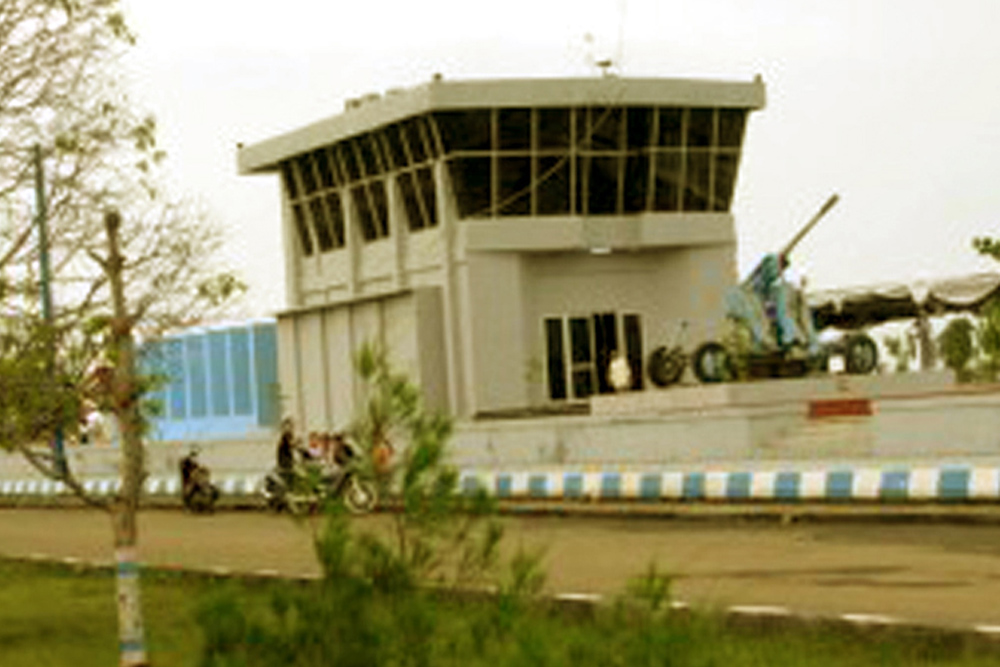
(121, 0, 1000, 317)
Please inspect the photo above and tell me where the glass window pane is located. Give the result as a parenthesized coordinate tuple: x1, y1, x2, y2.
(308, 196, 334, 252)
(291, 204, 314, 255)
(718, 109, 746, 148)
(572, 370, 594, 399)
(590, 107, 622, 151)
(536, 156, 570, 215)
(369, 181, 390, 237)
(654, 152, 682, 211)
(588, 156, 619, 214)
(167, 339, 185, 419)
(624, 314, 643, 391)
(398, 171, 425, 231)
(687, 108, 714, 148)
(370, 133, 390, 174)
(295, 154, 318, 195)
(423, 115, 444, 157)
(713, 152, 739, 212)
(593, 313, 617, 395)
(627, 107, 653, 150)
(434, 110, 491, 152)
(498, 156, 531, 215)
(537, 108, 570, 149)
(499, 108, 530, 151)
(402, 117, 428, 163)
(313, 148, 335, 189)
(356, 135, 380, 176)
(570, 317, 592, 363)
(575, 155, 588, 214)
(447, 157, 492, 218)
(416, 167, 437, 227)
(351, 186, 377, 241)
(657, 108, 684, 147)
(229, 330, 252, 416)
(208, 332, 230, 416)
(327, 147, 346, 186)
(324, 192, 346, 248)
(545, 318, 567, 400)
(684, 151, 711, 211)
(186, 336, 207, 418)
(385, 125, 409, 168)
(280, 161, 299, 199)
(339, 143, 362, 182)
(574, 108, 588, 148)
(623, 154, 649, 213)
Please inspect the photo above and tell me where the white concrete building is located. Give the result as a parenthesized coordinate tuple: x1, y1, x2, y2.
(238, 75, 766, 429)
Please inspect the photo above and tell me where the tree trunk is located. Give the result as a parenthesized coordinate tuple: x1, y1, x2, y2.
(106, 210, 149, 667)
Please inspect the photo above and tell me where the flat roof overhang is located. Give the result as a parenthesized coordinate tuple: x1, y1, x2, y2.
(237, 75, 766, 175)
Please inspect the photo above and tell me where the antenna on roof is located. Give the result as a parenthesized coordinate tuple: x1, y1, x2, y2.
(582, 33, 618, 77)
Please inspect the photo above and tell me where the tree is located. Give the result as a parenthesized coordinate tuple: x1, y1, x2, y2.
(0, 2, 245, 665)
(344, 342, 504, 593)
(938, 317, 975, 382)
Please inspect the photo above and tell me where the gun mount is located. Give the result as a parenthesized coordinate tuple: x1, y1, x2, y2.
(646, 193, 878, 387)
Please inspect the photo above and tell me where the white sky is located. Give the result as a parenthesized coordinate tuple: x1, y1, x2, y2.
(121, 0, 1000, 317)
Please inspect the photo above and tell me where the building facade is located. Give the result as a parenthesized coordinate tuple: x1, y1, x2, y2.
(141, 321, 280, 442)
(238, 76, 766, 429)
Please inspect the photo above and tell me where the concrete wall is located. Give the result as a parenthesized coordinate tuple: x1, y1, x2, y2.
(277, 288, 448, 432)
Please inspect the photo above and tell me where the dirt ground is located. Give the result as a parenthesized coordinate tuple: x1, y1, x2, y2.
(3, 508, 1000, 629)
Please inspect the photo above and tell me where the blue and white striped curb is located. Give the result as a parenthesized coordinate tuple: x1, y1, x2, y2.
(0, 475, 264, 498)
(456, 466, 1000, 502)
(3, 466, 1000, 503)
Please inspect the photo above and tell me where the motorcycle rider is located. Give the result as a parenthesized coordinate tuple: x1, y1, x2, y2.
(276, 417, 304, 487)
(179, 446, 218, 510)
(179, 447, 200, 506)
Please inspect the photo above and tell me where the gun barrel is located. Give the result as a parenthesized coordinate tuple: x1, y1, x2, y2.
(779, 193, 840, 261)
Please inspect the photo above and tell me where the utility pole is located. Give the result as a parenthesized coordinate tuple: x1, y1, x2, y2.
(34, 143, 67, 477)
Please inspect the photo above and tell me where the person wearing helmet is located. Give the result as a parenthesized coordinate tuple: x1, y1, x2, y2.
(179, 446, 201, 506)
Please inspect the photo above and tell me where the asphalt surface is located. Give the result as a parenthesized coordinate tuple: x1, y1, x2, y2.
(4, 507, 1000, 630)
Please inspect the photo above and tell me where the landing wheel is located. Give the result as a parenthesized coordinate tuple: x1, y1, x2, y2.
(844, 334, 878, 375)
(647, 346, 686, 387)
(692, 342, 734, 383)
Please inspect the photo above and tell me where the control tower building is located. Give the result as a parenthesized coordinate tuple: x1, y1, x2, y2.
(238, 75, 766, 428)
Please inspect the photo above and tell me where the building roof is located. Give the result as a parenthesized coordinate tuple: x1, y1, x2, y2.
(809, 272, 1000, 329)
(237, 75, 767, 174)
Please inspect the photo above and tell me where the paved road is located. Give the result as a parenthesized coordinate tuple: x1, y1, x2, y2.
(4, 508, 1000, 629)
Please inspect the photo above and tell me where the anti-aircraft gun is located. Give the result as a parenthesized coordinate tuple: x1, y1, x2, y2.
(683, 194, 879, 383)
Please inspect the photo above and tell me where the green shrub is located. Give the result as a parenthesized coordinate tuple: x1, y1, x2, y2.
(939, 317, 976, 382)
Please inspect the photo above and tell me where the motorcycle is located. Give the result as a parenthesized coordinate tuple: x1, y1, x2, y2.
(262, 444, 378, 515)
(179, 451, 220, 513)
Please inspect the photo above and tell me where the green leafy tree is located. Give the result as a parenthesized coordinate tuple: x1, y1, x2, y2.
(976, 296, 1000, 381)
(883, 333, 916, 374)
(347, 341, 505, 593)
(938, 317, 976, 382)
(0, 3, 245, 665)
(199, 343, 552, 667)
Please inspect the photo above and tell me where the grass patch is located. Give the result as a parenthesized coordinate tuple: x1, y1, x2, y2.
(2, 558, 1000, 666)
(0, 559, 265, 667)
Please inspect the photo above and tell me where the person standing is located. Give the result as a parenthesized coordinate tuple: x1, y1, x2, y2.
(276, 417, 298, 484)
